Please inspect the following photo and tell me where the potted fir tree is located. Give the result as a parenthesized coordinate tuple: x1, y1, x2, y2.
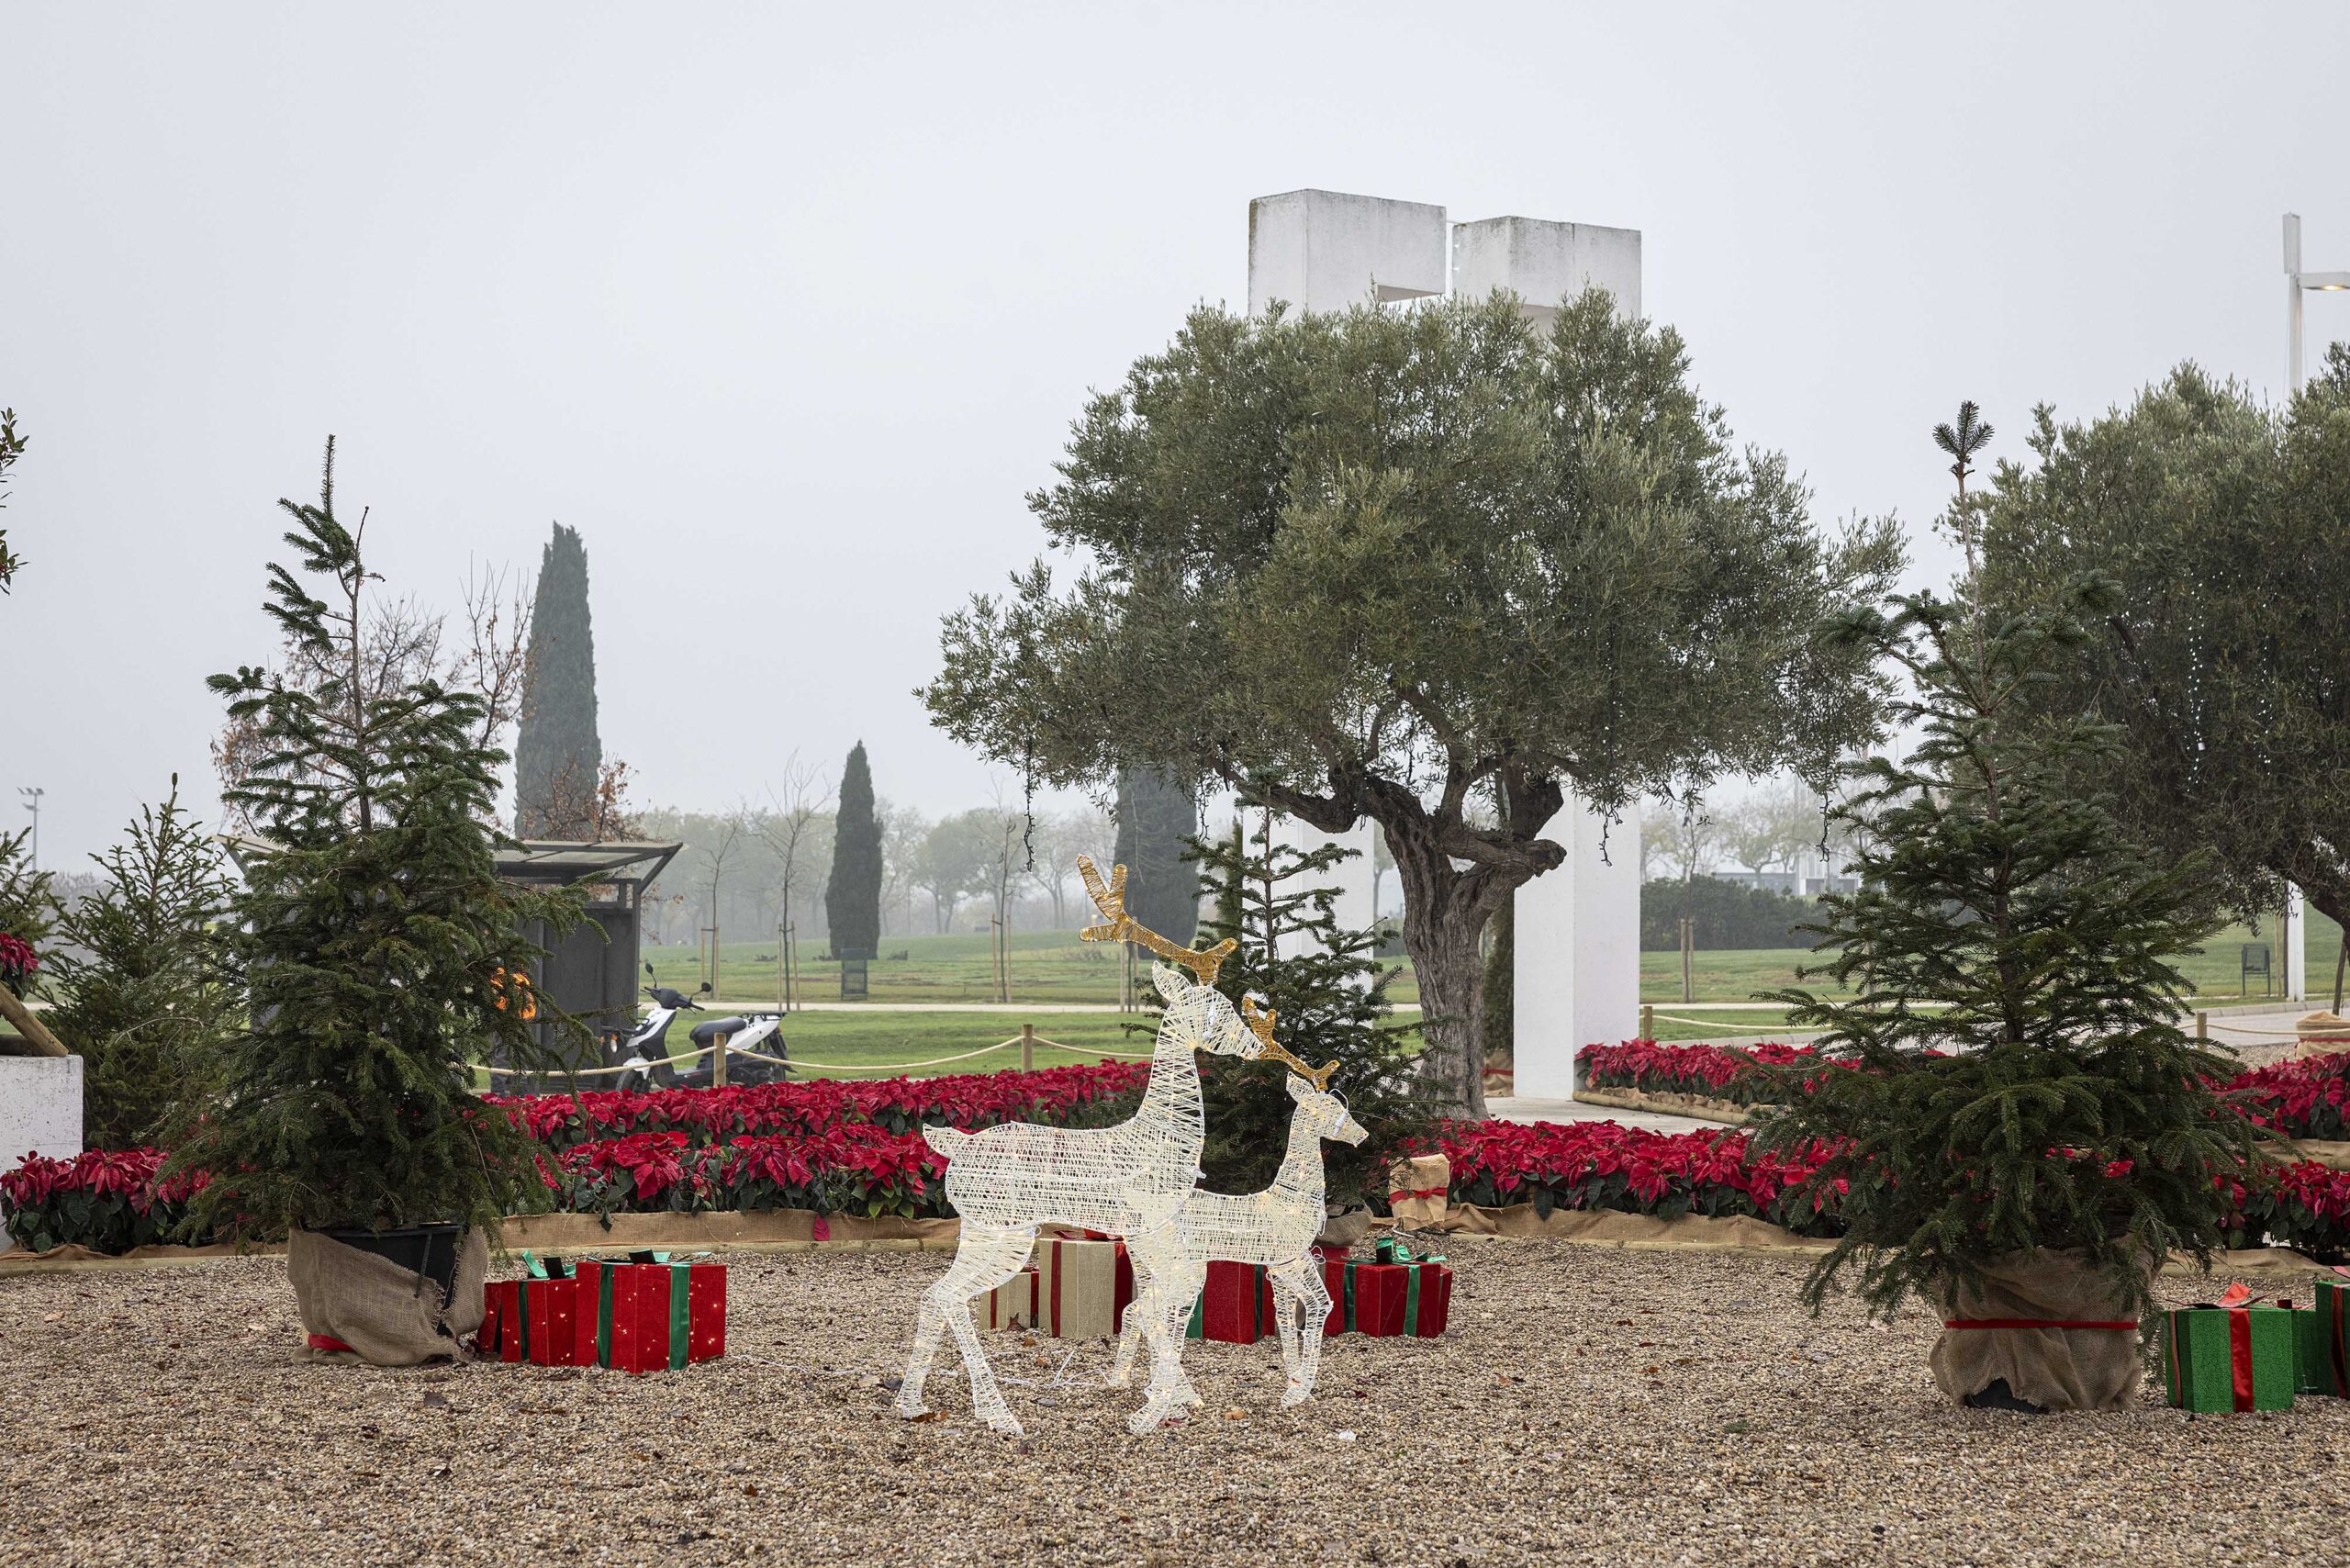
(1753, 579, 2267, 1412)
(168, 442, 585, 1364)
(1171, 817, 1432, 1219)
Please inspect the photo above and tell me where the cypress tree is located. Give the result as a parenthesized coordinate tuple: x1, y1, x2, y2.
(170, 441, 588, 1238)
(515, 521, 602, 838)
(1482, 899, 1514, 1064)
(1112, 767, 1199, 946)
(825, 741, 883, 960)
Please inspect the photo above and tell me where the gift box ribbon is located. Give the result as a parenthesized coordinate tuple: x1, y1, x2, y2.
(1941, 1318, 2137, 1331)
(1389, 1186, 1444, 1204)
(1369, 1238, 1448, 1333)
(2165, 1301, 2263, 1412)
(588, 1257, 699, 1372)
(2323, 1282, 2350, 1397)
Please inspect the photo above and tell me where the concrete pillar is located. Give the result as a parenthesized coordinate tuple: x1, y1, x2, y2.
(1514, 800, 1641, 1099)
(2286, 886, 2308, 1002)
(1451, 216, 1642, 324)
(1248, 189, 1449, 313)
(1237, 191, 1648, 1052)
(1466, 212, 1645, 1094)
(1247, 190, 1445, 946)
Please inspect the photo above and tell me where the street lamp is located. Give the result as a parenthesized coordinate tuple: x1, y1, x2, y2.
(2277, 214, 2344, 1002)
(2285, 212, 2350, 394)
(16, 787, 40, 871)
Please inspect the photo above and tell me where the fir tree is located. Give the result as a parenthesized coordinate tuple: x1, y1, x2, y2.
(1157, 817, 1431, 1207)
(0, 824, 55, 990)
(1754, 579, 2262, 1318)
(1112, 767, 1199, 946)
(46, 778, 241, 1147)
(515, 521, 602, 838)
(0, 408, 26, 593)
(825, 741, 883, 961)
(170, 440, 588, 1238)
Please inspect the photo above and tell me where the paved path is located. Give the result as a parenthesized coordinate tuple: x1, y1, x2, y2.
(1484, 1094, 1719, 1133)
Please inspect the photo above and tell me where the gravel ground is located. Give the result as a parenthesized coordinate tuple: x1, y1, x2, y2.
(5, 1240, 2346, 1568)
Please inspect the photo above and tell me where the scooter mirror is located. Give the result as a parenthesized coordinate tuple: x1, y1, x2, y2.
(643, 960, 656, 980)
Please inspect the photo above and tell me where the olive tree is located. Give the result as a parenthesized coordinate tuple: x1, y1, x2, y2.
(924, 292, 1899, 1114)
(1982, 357, 2350, 966)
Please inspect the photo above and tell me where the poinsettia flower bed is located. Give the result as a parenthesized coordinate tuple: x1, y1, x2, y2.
(487, 1059, 1151, 1149)
(1574, 1040, 1835, 1104)
(552, 1126, 951, 1219)
(2222, 1052, 2350, 1141)
(1437, 1119, 1850, 1236)
(0, 1148, 209, 1254)
(1583, 1037, 2344, 1128)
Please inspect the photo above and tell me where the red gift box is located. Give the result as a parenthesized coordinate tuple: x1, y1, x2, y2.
(1316, 1255, 1410, 1337)
(1187, 1260, 1278, 1343)
(574, 1257, 727, 1374)
(480, 1273, 588, 1364)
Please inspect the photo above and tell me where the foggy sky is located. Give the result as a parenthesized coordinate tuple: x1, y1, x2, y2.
(6, 4, 2346, 866)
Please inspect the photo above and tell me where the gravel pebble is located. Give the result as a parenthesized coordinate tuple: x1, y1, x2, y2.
(4, 1241, 2344, 1566)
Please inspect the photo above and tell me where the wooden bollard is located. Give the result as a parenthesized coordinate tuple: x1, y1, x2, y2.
(0, 987, 67, 1058)
(1639, 1003, 1655, 1042)
(1021, 1022, 1035, 1072)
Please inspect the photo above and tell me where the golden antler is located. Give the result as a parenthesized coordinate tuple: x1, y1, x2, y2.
(1076, 855, 1237, 987)
(1240, 996, 1337, 1092)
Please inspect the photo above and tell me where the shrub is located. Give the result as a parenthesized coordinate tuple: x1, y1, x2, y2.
(1639, 876, 1815, 950)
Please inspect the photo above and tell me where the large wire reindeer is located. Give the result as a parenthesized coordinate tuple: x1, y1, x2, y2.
(893, 857, 1267, 1436)
(1107, 1014, 1365, 1416)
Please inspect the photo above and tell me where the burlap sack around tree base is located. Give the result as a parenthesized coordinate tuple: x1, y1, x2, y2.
(2295, 1012, 2350, 1059)
(286, 1227, 487, 1367)
(1928, 1249, 2149, 1412)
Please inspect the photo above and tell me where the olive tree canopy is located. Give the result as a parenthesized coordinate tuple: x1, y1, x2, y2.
(1982, 356, 2350, 957)
(925, 292, 1900, 1114)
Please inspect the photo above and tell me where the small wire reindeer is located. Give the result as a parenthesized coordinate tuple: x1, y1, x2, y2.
(893, 857, 1266, 1436)
(1108, 1008, 1365, 1416)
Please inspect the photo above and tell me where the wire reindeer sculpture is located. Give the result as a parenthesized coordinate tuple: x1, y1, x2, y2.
(893, 856, 1268, 1436)
(1107, 1015, 1363, 1415)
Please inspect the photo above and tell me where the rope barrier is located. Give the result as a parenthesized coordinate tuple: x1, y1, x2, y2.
(1645, 1013, 1811, 1036)
(2205, 1022, 2314, 1042)
(481, 1029, 1162, 1080)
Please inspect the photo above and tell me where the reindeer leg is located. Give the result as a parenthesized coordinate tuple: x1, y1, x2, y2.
(1108, 1245, 1163, 1389)
(1284, 1260, 1334, 1406)
(897, 1227, 1033, 1434)
(1125, 1239, 1196, 1434)
(1268, 1267, 1304, 1395)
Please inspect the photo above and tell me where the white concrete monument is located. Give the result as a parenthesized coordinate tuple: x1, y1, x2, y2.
(1241, 191, 1645, 1082)
(0, 1055, 82, 1163)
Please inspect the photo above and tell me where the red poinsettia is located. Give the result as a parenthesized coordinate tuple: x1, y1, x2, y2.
(0, 932, 36, 991)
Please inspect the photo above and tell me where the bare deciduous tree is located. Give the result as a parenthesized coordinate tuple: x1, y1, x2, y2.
(210, 560, 533, 830)
(756, 754, 835, 946)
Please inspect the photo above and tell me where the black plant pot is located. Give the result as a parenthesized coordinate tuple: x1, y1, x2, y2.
(1962, 1378, 2049, 1415)
(320, 1223, 464, 1312)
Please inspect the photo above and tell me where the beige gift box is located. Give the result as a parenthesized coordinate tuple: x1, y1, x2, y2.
(981, 1266, 1038, 1331)
(1387, 1153, 1451, 1229)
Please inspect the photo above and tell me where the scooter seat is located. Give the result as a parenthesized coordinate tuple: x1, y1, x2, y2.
(688, 1016, 750, 1045)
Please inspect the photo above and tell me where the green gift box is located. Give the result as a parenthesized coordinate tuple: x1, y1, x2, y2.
(2308, 1281, 2350, 1397)
(2162, 1300, 2294, 1413)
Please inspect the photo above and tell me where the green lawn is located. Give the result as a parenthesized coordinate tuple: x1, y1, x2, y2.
(662, 909, 2344, 1012)
(1639, 912, 2343, 1010)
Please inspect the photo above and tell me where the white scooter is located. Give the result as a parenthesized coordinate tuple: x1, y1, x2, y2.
(610, 962, 790, 1090)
